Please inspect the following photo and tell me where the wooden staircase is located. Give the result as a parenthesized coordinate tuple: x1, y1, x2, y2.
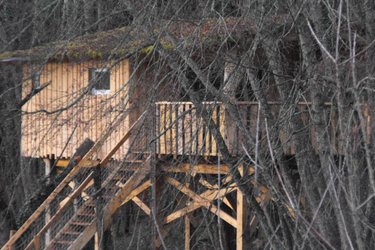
(1, 112, 148, 250)
(44, 158, 149, 250)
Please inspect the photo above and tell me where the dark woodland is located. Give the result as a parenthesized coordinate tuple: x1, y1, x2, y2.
(1, 0, 375, 249)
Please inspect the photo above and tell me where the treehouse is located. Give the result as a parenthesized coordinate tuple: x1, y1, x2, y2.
(0, 17, 371, 250)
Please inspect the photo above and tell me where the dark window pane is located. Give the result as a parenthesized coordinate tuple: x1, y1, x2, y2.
(89, 68, 110, 94)
(32, 72, 41, 89)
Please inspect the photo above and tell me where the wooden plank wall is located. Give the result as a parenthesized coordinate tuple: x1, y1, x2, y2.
(21, 59, 130, 160)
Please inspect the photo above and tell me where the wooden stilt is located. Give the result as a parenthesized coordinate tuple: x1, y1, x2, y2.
(185, 180, 191, 250)
(43, 158, 52, 176)
(151, 166, 164, 250)
(94, 232, 100, 250)
(236, 188, 244, 250)
(185, 214, 190, 250)
(43, 158, 51, 246)
(94, 165, 103, 250)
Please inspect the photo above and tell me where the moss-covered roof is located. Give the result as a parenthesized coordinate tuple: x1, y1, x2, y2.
(0, 16, 289, 62)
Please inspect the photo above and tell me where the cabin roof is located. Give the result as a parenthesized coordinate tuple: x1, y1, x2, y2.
(0, 16, 290, 62)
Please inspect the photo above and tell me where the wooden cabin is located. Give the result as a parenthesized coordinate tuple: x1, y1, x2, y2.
(0, 17, 371, 250)
(2, 17, 360, 163)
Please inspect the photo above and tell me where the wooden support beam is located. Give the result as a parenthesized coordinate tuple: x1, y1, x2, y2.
(132, 196, 151, 215)
(165, 177, 237, 228)
(163, 183, 237, 224)
(164, 175, 236, 224)
(94, 233, 99, 250)
(198, 177, 235, 211)
(164, 201, 202, 224)
(54, 161, 255, 177)
(161, 164, 254, 175)
(55, 159, 100, 168)
(185, 180, 191, 250)
(185, 214, 190, 250)
(120, 179, 152, 205)
(236, 188, 244, 250)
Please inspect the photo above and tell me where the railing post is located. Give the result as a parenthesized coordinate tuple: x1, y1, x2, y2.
(33, 235, 40, 250)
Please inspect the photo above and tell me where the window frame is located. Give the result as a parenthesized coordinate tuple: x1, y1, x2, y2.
(89, 67, 111, 95)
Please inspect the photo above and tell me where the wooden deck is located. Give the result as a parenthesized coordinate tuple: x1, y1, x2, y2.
(155, 101, 369, 156)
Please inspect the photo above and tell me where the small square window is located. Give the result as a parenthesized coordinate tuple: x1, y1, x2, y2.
(32, 72, 41, 89)
(89, 68, 110, 95)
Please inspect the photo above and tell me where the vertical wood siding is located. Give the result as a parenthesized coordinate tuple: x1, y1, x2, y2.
(21, 59, 130, 160)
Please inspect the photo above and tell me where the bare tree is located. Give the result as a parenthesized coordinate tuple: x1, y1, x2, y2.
(2, 0, 375, 249)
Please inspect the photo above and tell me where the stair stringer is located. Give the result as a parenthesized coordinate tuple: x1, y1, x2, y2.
(67, 167, 151, 250)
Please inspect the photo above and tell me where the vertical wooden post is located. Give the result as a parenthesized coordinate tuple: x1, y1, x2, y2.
(43, 158, 51, 246)
(184, 214, 191, 250)
(151, 173, 165, 250)
(94, 165, 103, 250)
(94, 232, 100, 250)
(33, 235, 41, 250)
(236, 188, 244, 250)
(151, 99, 165, 250)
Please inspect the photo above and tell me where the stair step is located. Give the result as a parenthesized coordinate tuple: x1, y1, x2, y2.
(76, 210, 95, 216)
(70, 220, 92, 226)
(62, 230, 81, 236)
(53, 240, 73, 245)
(85, 202, 95, 207)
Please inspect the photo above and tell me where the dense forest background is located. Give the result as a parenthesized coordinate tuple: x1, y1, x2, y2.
(1, 0, 375, 249)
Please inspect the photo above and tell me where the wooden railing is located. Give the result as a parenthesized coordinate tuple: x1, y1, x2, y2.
(155, 101, 371, 156)
(156, 101, 225, 156)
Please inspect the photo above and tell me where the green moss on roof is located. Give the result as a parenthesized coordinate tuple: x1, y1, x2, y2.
(0, 16, 290, 62)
